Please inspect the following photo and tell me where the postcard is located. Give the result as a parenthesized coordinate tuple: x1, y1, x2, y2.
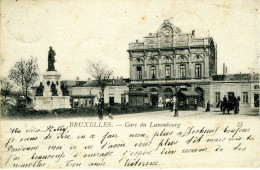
(0, 0, 259, 168)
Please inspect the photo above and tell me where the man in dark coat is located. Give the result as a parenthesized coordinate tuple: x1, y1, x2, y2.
(107, 104, 113, 119)
(98, 99, 103, 120)
(170, 100, 174, 112)
(223, 95, 227, 103)
(205, 101, 210, 112)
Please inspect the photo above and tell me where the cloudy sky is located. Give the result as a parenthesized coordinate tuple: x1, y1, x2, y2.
(1, 0, 259, 81)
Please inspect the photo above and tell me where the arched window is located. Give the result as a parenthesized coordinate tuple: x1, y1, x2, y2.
(151, 66, 156, 79)
(136, 66, 142, 80)
(180, 65, 186, 78)
(195, 64, 202, 77)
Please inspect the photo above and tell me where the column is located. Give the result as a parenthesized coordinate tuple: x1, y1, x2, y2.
(174, 55, 177, 78)
(144, 55, 147, 79)
(129, 56, 134, 80)
(158, 56, 162, 79)
(204, 54, 209, 77)
(188, 54, 192, 78)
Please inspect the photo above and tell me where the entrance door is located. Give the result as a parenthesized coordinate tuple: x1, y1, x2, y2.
(109, 94, 114, 105)
(150, 88, 158, 106)
(151, 95, 158, 106)
(254, 94, 259, 107)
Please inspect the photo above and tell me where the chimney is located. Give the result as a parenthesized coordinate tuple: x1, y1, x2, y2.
(223, 63, 227, 75)
(164, 20, 169, 24)
(76, 77, 80, 81)
(192, 30, 195, 36)
(136, 40, 138, 43)
(149, 33, 152, 36)
(88, 78, 91, 81)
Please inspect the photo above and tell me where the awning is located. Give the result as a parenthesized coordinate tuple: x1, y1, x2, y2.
(180, 90, 199, 96)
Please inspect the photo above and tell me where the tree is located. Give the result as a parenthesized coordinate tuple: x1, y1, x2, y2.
(0, 77, 14, 100)
(87, 60, 113, 119)
(8, 57, 39, 98)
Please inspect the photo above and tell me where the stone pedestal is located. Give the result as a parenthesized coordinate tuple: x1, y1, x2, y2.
(33, 71, 71, 110)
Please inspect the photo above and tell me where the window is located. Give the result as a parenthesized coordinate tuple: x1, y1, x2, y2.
(215, 92, 220, 103)
(136, 66, 142, 80)
(254, 85, 259, 89)
(180, 65, 186, 78)
(195, 64, 201, 77)
(165, 65, 171, 78)
(151, 66, 156, 79)
(242, 92, 248, 103)
(109, 94, 114, 105)
(121, 94, 126, 104)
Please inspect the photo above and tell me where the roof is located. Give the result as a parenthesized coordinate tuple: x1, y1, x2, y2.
(61, 80, 88, 87)
(179, 90, 199, 96)
(212, 73, 258, 81)
(71, 95, 96, 98)
(129, 20, 212, 50)
(75, 79, 129, 87)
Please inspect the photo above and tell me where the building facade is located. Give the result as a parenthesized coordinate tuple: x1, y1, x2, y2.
(128, 20, 217, 107)
(210, 74, 259, 108)
(70, 79, 129, 107)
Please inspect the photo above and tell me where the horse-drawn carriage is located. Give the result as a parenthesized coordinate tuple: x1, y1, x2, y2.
(217, 96, 240, 114)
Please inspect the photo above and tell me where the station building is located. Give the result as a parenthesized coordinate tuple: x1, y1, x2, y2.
(127, 20, 217, 108)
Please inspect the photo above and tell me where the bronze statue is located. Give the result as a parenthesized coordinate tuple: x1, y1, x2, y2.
(47, 46, 56, 71)
(51, 82, 58, 96)
(36, 82, 44, 96)
(60, 83, 69, 96)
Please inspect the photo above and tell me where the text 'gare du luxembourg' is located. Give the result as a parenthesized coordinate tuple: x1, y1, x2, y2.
(33, 20, 259, 110)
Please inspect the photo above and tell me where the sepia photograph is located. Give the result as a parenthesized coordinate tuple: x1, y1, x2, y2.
(0, 0, 259, 168)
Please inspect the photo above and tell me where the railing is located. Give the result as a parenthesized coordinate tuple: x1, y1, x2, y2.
(130, 77, 210, 82)
(129, 39, 209, 50)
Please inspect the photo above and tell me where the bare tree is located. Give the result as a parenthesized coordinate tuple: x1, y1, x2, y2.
(0, 77, 14, 100)
(8, 57, 39, 98)
(88, 60, 113, 102)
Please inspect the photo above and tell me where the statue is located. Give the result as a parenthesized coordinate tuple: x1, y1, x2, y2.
(36, 82, 44, 96)
(60, 83, 69, 96)
(50, 82, 58, 96)
(47, 46, 56, 71)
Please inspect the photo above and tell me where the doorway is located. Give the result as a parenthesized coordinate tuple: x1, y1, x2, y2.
(150, 88, 158, 106)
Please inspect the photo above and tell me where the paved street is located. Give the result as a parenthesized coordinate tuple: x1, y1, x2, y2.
(110, 106, 259, 120)
(62, 106, 259, 122)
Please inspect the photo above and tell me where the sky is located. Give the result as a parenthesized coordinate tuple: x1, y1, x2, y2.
(1, 0, 259, 82)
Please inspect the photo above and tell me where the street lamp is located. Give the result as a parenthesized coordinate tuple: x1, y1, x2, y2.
(173, 81, 178, 117)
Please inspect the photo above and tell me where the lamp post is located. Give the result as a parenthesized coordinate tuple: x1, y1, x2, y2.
(173, 86, 178, 117)
(173, 78, 179, 117)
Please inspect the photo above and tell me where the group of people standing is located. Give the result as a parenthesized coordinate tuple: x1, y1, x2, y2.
(97, 99, 113, 120)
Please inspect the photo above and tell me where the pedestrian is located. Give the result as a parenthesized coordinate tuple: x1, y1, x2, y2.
(235, 96, 240, 114)
(98, 99, 103, 120)
(205, 101, 210, 112)
(170, 100, 173, 112)
(223, 95, 227, 103)
(107, 104, 113, 119)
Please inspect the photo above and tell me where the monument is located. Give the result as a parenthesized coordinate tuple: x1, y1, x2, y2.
(32, 47, 71, 110)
